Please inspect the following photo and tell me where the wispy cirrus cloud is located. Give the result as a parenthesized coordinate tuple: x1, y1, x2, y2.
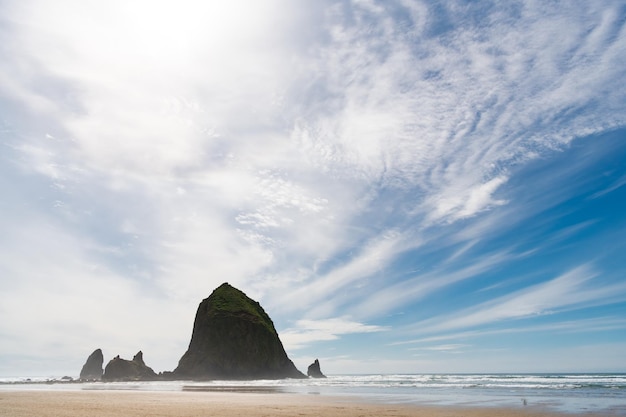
(410, 344, 469, 354)
(392, 316, 626, 347)
(348, 248, 518, 320)
(409, 264, 626, 335)
(294, 1, 626, 216)
(280, 317, 389, 351)
(590, 173, 626, 200)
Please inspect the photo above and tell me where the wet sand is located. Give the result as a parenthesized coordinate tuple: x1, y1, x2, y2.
(0, 390, 608, 417)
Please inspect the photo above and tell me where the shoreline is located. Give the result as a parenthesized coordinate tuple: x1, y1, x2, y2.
(0, 390, 618, 417)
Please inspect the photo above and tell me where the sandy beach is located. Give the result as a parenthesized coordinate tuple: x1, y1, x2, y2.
(0, 390, 611, 417)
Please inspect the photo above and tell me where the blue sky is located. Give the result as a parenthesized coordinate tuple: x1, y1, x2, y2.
(1, 0, 625, 376)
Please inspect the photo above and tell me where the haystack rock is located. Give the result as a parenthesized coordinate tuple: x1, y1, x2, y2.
(79, 348, 103, 380)
(102, 351, 158, 381)
(307, 359, 326, 378)
(173, 283, 306, 380)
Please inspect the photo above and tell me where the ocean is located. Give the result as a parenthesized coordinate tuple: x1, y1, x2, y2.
(1, 373, 625, 415)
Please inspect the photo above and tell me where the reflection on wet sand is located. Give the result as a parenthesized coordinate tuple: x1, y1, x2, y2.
(182, 385, 285, 394)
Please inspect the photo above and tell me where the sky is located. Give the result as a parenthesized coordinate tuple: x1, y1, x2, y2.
(1, 0, 625, 377)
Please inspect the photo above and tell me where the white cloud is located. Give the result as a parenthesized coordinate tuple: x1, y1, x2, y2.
(277, 229, 407, 317)
(392, 316, 626, 347)
(413, 264, 626, 335)
(350, 248, 515, 319)
(280, 317, 389, 351)
(412, 344, 469, 353)
(425, 175, 510, 224)
(590, 173, 626, 199)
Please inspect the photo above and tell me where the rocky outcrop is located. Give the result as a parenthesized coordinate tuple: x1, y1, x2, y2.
(173, 283, 306, 380)
(79, 348, 104, 381)
(102, 351, 158, 381)
(307, 359, 326, 378)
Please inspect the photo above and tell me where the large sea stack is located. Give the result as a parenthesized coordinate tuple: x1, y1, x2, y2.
(174, 283, 305, 380)
(79, 348, 104, 380)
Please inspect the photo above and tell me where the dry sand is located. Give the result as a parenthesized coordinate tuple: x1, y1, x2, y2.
(0, 390, 604, 417)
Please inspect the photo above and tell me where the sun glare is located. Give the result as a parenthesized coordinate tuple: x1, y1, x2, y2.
(118, 0, 281, 60)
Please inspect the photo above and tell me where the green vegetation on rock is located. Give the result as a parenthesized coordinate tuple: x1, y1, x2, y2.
(206, 283, 276, 335)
